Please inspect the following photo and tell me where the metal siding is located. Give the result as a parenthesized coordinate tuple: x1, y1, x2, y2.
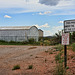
(0, 26, 39, 42)
(29, 26, 39, 41)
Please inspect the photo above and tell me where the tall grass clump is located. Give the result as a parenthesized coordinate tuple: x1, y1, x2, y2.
(53, 64, 66, 75)
(54, 45, 66, 75)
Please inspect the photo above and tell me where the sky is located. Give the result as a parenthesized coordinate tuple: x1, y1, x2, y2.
(0, 0, 75, 36)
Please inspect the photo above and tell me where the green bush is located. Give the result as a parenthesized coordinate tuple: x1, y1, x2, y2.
(12, 65, 20, 70)
(72, 43, 75, 52)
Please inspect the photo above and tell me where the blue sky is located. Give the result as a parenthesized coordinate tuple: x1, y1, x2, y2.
(0, 0, 75, 36)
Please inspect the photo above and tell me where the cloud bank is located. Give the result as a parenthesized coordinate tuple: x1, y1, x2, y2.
(39, 0, 60, 6)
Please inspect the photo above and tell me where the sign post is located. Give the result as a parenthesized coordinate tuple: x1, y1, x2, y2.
(63, 19, 75, 68)
(63, 20, 75, 68)
(64, 45, 67, 68)
(64, 20, 75, 32)
(62, 33, 69, 68)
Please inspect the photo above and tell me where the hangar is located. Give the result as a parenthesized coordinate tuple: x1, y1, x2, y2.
(0, 26, 43, 42)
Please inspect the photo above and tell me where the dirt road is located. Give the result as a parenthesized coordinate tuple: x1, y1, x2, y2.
(0, 45, 54, 75)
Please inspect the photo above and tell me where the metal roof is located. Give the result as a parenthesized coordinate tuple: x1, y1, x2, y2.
(0, 26, 33, 30)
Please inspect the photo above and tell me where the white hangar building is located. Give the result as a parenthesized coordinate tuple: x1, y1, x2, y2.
(0, 26, 43, 42)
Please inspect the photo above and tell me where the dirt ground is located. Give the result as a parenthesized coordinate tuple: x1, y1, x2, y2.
(0, 45, 75, 75)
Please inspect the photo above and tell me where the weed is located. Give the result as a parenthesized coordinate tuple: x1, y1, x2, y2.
(28, 65, 33, 69)
(54, 45, 63, 52)
(49, 51, 53, 54)
(30, 55, 33, 56)
(35, 56, 38, 58)
(55, 53, 61, 63)
(45, 59, 47, 63)
(53, 64, 66, 75)
(71, 55, 74, 59)
(72, 43, 75, 52)
(45, 51, 48, 53)
(66, 66, 69, 69)
(12, 65, 20, 70)
(51, 61, 53, 63)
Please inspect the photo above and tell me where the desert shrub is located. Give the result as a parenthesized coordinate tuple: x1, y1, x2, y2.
(12, 65, 20, 70)
(28, 38, 35, 44)
(28, 65, 33, 69)
(22, 41, 28, 44)
(0, 40, 7, 42)
(39, 37, 43, 41)
(0, 40, 8, 45)
(9, 41, 16, 43)
(39, 42, 43, 45)
(72, 43, 75, 52)
(34, 41, 40, 45)
(43, 40, 50, 46)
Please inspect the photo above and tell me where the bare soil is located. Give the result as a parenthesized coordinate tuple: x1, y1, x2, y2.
(0, 45, 75, 75)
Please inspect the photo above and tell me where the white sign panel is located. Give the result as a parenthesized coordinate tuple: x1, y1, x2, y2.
(64, 20, 75, 32)
(62, 33, 69, 45)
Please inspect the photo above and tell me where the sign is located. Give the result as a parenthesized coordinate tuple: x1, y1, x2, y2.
(64, 20, 75, 32)
(62, 33, 69, 45)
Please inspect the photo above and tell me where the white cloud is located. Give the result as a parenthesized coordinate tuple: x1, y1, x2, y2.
(53, 25, 63, 30)
(38, 11, 52, 15)
(44, 30, 53, 36)
(35, 23, 50, 28)
(44, 25, 63, 36)
(4, 15, 12, 18)
(58, 21, 63, 23)
(0, 0, 75, 15)
(52, 25, 63, 35)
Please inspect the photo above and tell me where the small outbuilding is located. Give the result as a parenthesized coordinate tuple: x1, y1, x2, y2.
(0, 26, 41, 42)
(38, 29, 43, 37)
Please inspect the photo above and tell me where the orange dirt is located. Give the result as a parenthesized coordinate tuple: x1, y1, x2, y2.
(0, 45, 75, 75)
